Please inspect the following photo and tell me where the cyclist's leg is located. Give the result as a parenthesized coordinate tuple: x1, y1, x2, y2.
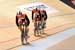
(24, 27, 29, 44)
(42, 21, 46, 34)
(38, 21, 42, 35)
(21, 29, 25, 45)
(34, 22, 37, 36)
(19, 26, 22, 32)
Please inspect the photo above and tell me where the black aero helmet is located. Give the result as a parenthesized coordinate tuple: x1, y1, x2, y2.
(17, 11, 22, 15)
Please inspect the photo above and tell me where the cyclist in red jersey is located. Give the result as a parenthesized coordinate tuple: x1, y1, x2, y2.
(16, 11, 30, 45)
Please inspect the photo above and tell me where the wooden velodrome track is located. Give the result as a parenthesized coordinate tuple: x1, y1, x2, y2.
(0, 0, 75, 50)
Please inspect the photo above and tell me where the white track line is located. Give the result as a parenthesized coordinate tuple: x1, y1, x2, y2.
(20, 28, 75, 50)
